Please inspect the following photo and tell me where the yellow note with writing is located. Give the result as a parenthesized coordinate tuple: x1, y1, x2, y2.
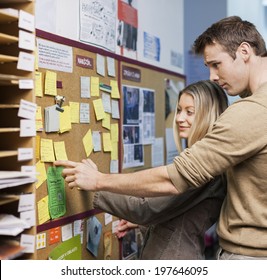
(45, 70, 57, 96)
(40, 138, 55, 162)
(93, 99, 105, 121)
(83, 129, 93, 157)
(54, 141, 68, 160)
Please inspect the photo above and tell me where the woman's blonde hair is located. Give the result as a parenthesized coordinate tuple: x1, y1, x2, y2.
(173, 80, 229, 152)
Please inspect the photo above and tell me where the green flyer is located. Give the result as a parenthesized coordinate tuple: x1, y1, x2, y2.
(48, 235, 81, 260)
(47, 166, 66, 219)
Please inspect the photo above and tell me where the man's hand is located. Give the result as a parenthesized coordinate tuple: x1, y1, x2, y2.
(54, 159, 99, 191)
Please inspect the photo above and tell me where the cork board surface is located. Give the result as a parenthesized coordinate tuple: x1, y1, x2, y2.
(36, 42, 121, 260)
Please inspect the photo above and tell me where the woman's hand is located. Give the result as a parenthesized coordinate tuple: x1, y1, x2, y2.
(115, 219, 138, 238)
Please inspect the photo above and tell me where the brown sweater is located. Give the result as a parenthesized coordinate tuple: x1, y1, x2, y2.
(167, 82, 267, 257)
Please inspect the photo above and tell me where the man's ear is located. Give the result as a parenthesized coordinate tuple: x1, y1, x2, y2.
(238, 42, 252, 61)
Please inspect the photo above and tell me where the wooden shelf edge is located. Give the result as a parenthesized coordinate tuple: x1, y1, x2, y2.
(0, 150, 18, 158)
(0, 104, 19, 108)
(0, 33, 19, 44)
(0, 54, 18, 63)
(0, 194, 20, 205)
(0, 127, 20, 133)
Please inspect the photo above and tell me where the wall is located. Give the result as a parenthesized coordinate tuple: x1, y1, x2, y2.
(227, 0, 267, 40)
(35, 0, 184, 74)
(183, 0, 227, 85)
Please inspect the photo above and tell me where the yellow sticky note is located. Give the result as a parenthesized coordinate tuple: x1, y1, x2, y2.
(36, 106, 43, 131)
(35, 71, 43, 97)
(91, 76, 100, 96)
(103, 132, 112, 152)
(111, 123, 119, 142)
(37, 195, 50, 225)
(69, 102, 80, 124)
(59, 106, 72, 133)
(35, 47, 39, 71)
(53, 141, 68, 160)
(83, 129, 93, 157)
(110, 80, 120, 99)
(35, 135, 41, 160)
(40, 138, 55, 162)
(93, 99, 105, 121)
(36, 160, 47, 189)
(111, 141, 118, 160)
(102, 112, 111, 130)
(45, 70, 57, 96)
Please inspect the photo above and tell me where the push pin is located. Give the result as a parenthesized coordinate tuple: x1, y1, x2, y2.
(55, 95, 65, 112)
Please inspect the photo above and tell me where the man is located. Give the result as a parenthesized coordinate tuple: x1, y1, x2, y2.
(55, 16, 267, 259)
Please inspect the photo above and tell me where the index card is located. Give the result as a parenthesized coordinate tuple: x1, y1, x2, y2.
(19, 10, 35, 32)
(18, 99, 37, 120)
(20, 119, 36, 137)
(17, 52, 35, 72)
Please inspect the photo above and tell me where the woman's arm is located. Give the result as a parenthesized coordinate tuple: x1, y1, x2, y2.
(93, 175, 225, 225)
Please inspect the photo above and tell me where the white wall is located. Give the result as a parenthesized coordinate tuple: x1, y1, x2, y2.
(35, 0, 184, 74)
(227, 0, 267, 41)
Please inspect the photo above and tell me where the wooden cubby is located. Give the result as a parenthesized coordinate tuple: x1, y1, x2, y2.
(0, 0, 36, 260)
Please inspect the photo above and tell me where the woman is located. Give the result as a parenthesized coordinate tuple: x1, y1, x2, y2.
(94, 80, 229, 259)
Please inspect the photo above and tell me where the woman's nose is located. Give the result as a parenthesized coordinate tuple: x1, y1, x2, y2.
(176, 113, 185, 123)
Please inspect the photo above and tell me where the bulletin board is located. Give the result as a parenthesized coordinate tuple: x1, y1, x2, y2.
(34, 31, 185, 261)
(120, 61, 185, 173)
(35, 35, 121, 260)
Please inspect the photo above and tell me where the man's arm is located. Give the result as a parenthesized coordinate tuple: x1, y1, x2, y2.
(54, 159, 180, 197)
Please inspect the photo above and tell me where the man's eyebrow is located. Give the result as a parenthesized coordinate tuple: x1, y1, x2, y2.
(204, 60, 217, 66)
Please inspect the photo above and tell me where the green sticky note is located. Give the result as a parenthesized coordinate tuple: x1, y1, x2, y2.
(47, 166, 66, 219)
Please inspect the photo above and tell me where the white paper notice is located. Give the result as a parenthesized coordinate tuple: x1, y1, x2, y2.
(152, 138, 164, 167)
(18, 148, 33, 161)
(96, 54, 105, 76)
(92, 131, 101, 152)
(17, 51, 35, 72)
(61, 223, 73, 242)
(73, 219, 84, 244)
(37, 38, 73, 73)
(80, 103, 90, 123)
(79, 0, 116, 52)
(19, 10, 35, 32)
(104, 213, 112, 225)
(102, 92, 111, 113)
(80, 76, 90, 98)
(112, 220, 120, 234)
(107, 57, 116, 77)
(18, 99, 37, 120)
(111, 100, 120, 119)
(20, 119, 36, 137)
(165, 128, 179, 164)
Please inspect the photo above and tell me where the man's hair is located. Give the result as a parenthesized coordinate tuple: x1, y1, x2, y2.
(193, 16, 266, 59)
(173, 80, 229, 152)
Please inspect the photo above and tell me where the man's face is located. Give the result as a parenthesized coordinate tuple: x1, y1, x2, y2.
(204, 42, 248, 96)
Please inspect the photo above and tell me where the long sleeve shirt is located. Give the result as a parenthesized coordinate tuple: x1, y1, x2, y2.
(167, 82, 267, 257)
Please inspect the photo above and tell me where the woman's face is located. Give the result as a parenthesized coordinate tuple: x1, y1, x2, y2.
(175, 92, 195, 139)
